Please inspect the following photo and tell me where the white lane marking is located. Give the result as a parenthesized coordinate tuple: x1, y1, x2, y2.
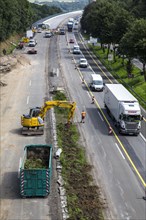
(115, 143, 125, 159)
(87, 91, 90, 98)
(140, 133, 146, 142)
(27, 96, 29, 105)
(98, 111, 104, 121)
(29, 80, 31, 86)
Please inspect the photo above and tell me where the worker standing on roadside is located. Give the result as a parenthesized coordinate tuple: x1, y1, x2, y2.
(80, 110, 86, 123)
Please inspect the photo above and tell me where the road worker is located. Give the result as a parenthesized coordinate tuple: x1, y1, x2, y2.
(81, 110, 86, 123)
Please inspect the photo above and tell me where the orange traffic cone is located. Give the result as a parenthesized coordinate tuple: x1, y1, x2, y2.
(91, 96, 95, 104)
(108, 126, 113, 135)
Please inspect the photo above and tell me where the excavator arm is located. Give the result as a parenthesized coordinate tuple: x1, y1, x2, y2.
(39, 100, 76, 122)
(21, 100, 76, 135)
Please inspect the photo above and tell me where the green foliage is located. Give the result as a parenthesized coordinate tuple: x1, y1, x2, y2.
(24, 159, 46, 169)
(89, 44, 146, 109)
(0, 0, 61, 42)
(30, 3, 61, 22)
(53, 92, 104, 220)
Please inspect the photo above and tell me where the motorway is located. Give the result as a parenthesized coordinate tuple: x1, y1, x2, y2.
(54, 18, 146, 219)
(0, 11, 146, 220)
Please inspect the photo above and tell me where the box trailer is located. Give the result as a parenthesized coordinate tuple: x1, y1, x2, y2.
(104, 84, 142, 135)
(19, 144, 52, 197)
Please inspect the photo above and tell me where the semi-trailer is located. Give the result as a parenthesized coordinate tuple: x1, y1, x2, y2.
(104, 84, 142, 135)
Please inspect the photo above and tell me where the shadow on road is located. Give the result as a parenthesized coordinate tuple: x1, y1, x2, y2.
(1, 172, 20, 199)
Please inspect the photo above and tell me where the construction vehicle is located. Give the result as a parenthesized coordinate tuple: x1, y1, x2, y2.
(21, 100, 76, 135)
(19, 144, 52, 197)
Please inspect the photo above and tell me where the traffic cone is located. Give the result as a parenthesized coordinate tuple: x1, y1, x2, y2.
(91, 96, 95, 104)
(108, 126, 113, 135)
(143, 190, 146, 200)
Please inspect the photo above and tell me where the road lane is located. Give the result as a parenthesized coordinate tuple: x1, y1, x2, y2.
(58, 28, 146, 219)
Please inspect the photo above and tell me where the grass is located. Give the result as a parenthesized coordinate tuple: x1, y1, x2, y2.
(53, 91, 105, 220)
(89, 45, 146, 109)
(0, 33, 23, 56)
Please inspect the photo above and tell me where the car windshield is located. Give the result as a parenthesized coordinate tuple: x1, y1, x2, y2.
(122, 114, 140, 122)
(93, 80, 102, 85)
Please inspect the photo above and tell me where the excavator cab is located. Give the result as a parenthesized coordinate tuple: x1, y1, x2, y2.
(29, 107, 41, 117)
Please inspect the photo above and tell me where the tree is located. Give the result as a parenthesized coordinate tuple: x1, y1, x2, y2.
(120, 19, 146, 81)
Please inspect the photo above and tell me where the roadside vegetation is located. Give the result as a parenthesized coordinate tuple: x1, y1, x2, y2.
(81, 0, 146, 80)
(0, 0, 61, 54)
(81, 0, 146, 109)
(53, 91, 105, 220)
(89, 44, 146, 110)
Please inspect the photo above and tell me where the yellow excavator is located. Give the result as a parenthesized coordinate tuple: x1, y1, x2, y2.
(21, 100, 76, 135)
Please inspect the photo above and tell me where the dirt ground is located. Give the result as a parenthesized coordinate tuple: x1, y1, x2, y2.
(0, 53, 30, 99)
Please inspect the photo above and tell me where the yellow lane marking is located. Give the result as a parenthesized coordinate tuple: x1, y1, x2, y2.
(77, 67, 146, 187)
(79, 35, 146, 122)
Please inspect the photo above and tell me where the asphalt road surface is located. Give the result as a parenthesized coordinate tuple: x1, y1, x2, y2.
(57, 24, 146, 219)
(0, 11, 146, 220)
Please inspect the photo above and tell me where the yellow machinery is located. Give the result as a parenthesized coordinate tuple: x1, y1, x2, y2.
(21, 100, 76, 135)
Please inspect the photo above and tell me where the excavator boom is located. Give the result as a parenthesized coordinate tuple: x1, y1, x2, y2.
(21, 100, 76, 135)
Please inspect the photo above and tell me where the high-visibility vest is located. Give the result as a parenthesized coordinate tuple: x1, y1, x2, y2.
(81, 111, 86, 117)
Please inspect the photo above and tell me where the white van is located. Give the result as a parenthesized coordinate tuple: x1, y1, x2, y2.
(90, 74, 104, 91)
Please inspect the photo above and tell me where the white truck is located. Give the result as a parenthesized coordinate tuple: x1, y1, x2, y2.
(104, 84, 142, 135)
(26, 30, 33, 39)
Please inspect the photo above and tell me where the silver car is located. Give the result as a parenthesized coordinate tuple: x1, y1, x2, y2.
(79, 58, 88, 68)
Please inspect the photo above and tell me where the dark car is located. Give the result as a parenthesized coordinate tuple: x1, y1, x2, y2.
(69, 38, 74, 43)
(27, 48, 37, 54)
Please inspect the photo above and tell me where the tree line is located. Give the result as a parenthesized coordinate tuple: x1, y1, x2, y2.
(0, 0, 61, 42)
(81, 0, 146, 81)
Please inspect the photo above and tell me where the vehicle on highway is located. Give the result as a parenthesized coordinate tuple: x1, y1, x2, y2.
(69, 38, 74, 43)
(59, 28, 65, 35)
(104, 84, 142, 135)
(73, 45, 81, 54)
(44, 31, 52, 38)
(90, 74, 104, 91)
(37, 28, 42, 33)
(28, 39, 37, 47)
(27, 48, 37, 54)
(79, 58, 88, 68)
(67, 22, 73, 32)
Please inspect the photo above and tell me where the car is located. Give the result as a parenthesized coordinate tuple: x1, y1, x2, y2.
(73, 45, 81, 54)
(45, 32, 52, 38)
(28, 39, 37, 47)
(27, 48, 37, 54)
(37, 28, 42, 33)
(59, 28, 65, 35)
(69, 38, 74, 43)
(79, 58, 88, 68)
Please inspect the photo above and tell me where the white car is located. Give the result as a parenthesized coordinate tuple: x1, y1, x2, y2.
(79, 58, 88, 68)
(28, 39, 37, 47)
(73, 45, 81, 54)
(45, 32, 52, 38)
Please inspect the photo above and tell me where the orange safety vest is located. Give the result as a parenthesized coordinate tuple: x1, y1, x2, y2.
(81, 111, 86, 117)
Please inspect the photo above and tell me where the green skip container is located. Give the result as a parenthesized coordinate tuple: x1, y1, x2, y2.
(19, 144, 52, 198)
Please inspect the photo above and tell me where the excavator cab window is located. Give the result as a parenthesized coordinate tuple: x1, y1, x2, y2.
(29, 108, 41, 117)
